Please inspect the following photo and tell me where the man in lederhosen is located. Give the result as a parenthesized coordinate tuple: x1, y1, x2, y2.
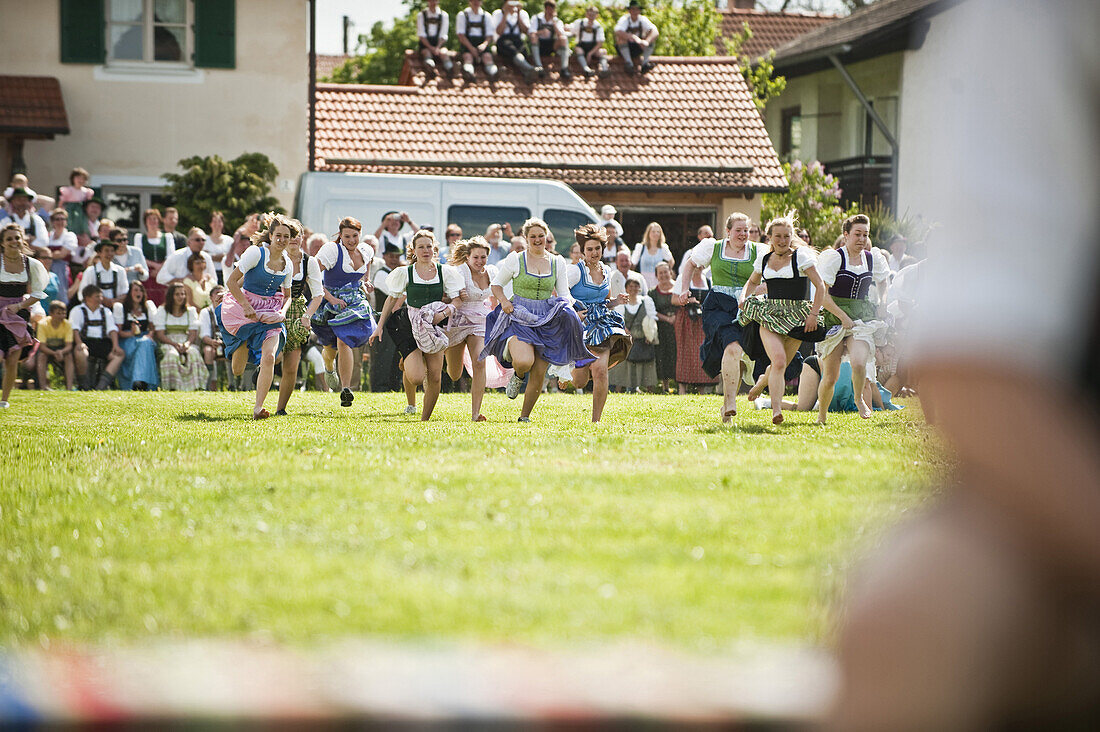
(456, 0, 498, 82)
(529, 1, 571, 79)
(614, 0, 659, 76)
(571, 4, 610, 79)
(416, 0, 454, 78)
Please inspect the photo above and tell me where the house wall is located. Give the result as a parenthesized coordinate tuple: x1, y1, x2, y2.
(0, 1, 308, 218)
(765, 53, 903, 164)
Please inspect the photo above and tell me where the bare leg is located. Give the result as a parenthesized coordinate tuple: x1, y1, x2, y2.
(231, 346, 249, 378)
(849, 338, 873, 418)
(817, 345, 845, 425)
(797, 363, 821, 411)
(759, 328, 792, 424)
(519, 356, 549, 419)
(253, 335, 280, 417)
(73, 344, 88, 387)
(571, 364, 591, 390)
(337, 340, 354, 390)
(1, 351, 20, 401)
(748, 369, 768, 401)
(508, 338, 535, 378)
(35, 352, 50, 390)
(590, 349, 611, 422)
(276, 348, 302, 413)
(444, 341, 466, 382)
(421, 351, 444, 421)
(466, 336, 486, 420)
(720, 342, 743, 421)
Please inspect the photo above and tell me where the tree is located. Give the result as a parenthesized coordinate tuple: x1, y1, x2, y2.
(723, 22, 786, 111)
(163, 152, 284, 232)
(330, 0, 728, 85)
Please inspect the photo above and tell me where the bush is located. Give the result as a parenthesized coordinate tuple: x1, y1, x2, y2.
(861, 198, 936, 249)
(761, 161, 858, 249)
(163, 152, 284, 232)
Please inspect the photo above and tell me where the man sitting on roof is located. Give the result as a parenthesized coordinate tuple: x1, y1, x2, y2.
(614, 0, 658, 75)
(417, 0, 454, 78)
(571, 5, 610, 79)
(492, 0, 538, 83)
(529, 1, 571, 79)
(457, 0, 498, 82)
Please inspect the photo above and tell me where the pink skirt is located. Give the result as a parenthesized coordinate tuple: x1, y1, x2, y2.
(220, 289, 285, 335)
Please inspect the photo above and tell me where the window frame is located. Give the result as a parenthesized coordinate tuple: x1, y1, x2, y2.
(106, 0, 194, 69)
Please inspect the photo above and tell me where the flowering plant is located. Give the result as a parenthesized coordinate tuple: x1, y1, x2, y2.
(761, 161, 858, 249)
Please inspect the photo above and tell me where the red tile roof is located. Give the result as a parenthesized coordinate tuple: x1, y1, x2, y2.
(316, 54, 351, 80)
(314, 56, 785, 193)
(718, 9, 837, 59)
(0, 76, 70, 137)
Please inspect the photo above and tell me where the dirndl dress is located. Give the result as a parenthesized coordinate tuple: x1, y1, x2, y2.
(570, 262, 631, 369)
(0, 256, 39, 360)
(218, 246, 287, 363)
(311, 244, 375, 349)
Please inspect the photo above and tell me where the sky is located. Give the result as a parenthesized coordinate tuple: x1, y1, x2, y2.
(316, 0, 854, 55)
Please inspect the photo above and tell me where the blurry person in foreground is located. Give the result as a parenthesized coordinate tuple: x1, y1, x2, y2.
(830, 1, 1100, 729)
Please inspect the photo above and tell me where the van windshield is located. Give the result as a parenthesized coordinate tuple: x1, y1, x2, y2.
(544, 209, 598, 256)
(447, 205, 531, 245)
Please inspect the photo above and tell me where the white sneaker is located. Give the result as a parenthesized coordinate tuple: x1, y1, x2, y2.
(404, 404, 417, 414)
(505, 372, 524, 399)
(0, 401, 8, 408)
(324, 369, 339, 390)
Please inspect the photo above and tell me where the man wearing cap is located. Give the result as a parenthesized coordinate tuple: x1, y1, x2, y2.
(76, 239, 129, 307)
(4, 188, 48, 250)
(374, 210, 419, 255)
(156, 227, 216, 287)
(369, 241, 405, 392)
(529, 1, 571, 79)
(614, 0, 659, 75)
(600, 203, 624, 238)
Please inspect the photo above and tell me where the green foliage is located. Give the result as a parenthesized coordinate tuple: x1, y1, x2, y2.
(163, 153, 284, 231)
(862, 198, 936, 247)
(1, 391, 934, 645)
(329, 0, 725, 85)
(762, 160, 859, 248)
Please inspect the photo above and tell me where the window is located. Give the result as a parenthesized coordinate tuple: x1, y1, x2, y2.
(543, 209, 598, 256)
(781, 106, 802, 162)
(446, 205, 531, 244)
(103, 188, 176, 231)
(108, 0, 191, 65)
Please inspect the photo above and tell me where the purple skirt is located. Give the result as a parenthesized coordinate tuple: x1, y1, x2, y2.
(481, 295, 595, 369)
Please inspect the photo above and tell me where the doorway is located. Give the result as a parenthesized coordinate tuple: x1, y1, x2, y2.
(619, 208, 717, 269)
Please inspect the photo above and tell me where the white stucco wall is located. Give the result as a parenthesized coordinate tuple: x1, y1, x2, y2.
(0, 1, 309, 214)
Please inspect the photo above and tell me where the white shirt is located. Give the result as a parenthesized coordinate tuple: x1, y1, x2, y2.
(614, 13, 657, 37)
(609, 268, 648, 299)
(416, 8, 449, 42)
(572, 18, 605, 45)
(753, 246, 816, 279)
(493, 250, 574, 305)
(235, 245, 293, 288)
(204, 234, 233, 271)
(48, 229, 77, 253)
(566, 260, 613, 290)
(112, 301, 156, 330)
(5, 211, 48, 250)
(815, 246, 890, 288)
(491, 8, 530, 38)
(385, 262, 464, 300)
(456, 7, 494, 40)
(198, 305, 220, 340)
(133, 232, 176, 261)
(291, 253, 324, 296)
(0, 255, 49, 300)
(157, 247, 215, 285)
(70, 303, 118, 339)
(530, 12, 565, 39)
(317, 240, 374, 275)
(77, 261, 129, 301)
(152, 305, 199, 332)
(614, 294, 657, 320)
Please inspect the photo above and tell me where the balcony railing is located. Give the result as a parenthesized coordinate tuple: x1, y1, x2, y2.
(824, 155, 893, 211)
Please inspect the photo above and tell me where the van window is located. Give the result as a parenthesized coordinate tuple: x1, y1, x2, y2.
(447, 205, 531, 243)
(544, 208, 597, 256)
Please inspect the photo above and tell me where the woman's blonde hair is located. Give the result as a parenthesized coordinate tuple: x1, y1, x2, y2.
(521, 217, 550, 239)
(449, 235, 490, 266)
(725, 212, 751, 231)
(406, 229, 439, 264)
(0, 223, 31, 255)
(250, 212, 302, 246)
(641, 221, 666, 248)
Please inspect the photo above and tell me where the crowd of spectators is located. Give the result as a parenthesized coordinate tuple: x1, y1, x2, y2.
(0, 165, 922, 407)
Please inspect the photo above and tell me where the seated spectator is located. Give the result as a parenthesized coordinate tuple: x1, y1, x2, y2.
(631, 221, 674, 288)
(610, 247, 648, 298)
(887, 235, 917, 273)
(484, 223, 511, 265)
(614, 0, 658, 75)
(530, 1, 571, 79)
(153, 282, 205, 391)
(76, 239, 128, 307)
(3, 187, 48, 250)
(182, 252, 217, 309)
(32, 246, 64, 307)
(112, 281, 159, 391)
(199, 285, 227, 391)
(35, 301, 75, 390)
(111, 227, 148, 283)
(204, 211, 233, 285)
(45, 208, 76, 287)
(156, 227, 216, 288)
(70, 284, 124, 390)
(492, 0, 537, 83)
(572, 5, 610, 78)
(457, 0, 498, 82)
(1, 174, 54, 220)
(417, 0, 455, 78)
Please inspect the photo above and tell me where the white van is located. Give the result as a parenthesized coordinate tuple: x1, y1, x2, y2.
(295, 172, 600, 255)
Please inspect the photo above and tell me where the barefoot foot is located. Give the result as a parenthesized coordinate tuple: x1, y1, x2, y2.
(772, 412, 784, 425)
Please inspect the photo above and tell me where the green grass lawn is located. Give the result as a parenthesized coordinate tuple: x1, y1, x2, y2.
(0, 391, 943, 649)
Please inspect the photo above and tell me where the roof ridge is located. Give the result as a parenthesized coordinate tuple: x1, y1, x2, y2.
(725, 8, 838, 18)
(316, 82, 418, 94)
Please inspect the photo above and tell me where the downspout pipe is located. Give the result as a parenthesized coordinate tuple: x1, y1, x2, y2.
(308, 0, 317, 172)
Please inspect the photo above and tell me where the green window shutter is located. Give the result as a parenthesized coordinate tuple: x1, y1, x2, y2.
(60, 0, 105, 64)
(194, 0, 236, 69)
